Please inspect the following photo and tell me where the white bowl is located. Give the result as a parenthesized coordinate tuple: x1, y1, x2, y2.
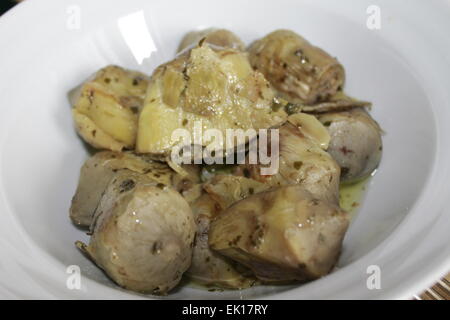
(0, 0, 449, 299)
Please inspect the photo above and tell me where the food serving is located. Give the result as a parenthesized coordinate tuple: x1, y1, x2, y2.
(69, 28, 383, 295)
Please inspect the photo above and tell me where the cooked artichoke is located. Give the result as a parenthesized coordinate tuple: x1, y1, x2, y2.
(71, 65, 149, 151)
(177, 28, 245, 53)
(248, 30, 345, 105)
(67, 27, 384, 296)
(287, 113, 330, 149)
(317, 108, 383, 183)
(209, 185, 349, 282)
(203, 175, 270, 209)
(136, 44, 287, 156)
(187, 175, 270, 288)
(77, 170, 195, 294)
(70, 151, 173, 227)
(240, 118, 340, 204)
(300, 91, 371, 113)
(171, 164, 203, 204)
(187, 193, 256, 289)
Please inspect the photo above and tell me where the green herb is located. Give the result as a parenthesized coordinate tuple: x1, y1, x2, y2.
(285, 103, 301, 115)
(293, 161, 303, 170)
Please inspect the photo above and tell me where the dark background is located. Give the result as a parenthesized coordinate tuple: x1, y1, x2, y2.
(0, 0, 16, 15)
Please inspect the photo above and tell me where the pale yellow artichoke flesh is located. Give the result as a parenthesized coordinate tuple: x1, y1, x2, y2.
(71, 65, 149, 151)
(248, 30, 345, 105)
(209, 185, 349, 282)
(177, 28, 245, 53)
(136, 44, 287, 156)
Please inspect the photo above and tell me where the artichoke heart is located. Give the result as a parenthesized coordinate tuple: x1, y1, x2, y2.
(300, 91, 372, 114)
(204, 175, 270, 209)
(77, 170, 195, 294)
(209, 185, 349, 282)
(187, 193, 256, 289)
(71, 65, 149, 151)
(136, 44, 287, 155)
(287, 113, 330, 149)
(241, 121, 340, 204)
(177, 28, 245, 53)
(317, 108, 383, 183)
(70, 151, 174, 228)
(248, 30, 345, 105)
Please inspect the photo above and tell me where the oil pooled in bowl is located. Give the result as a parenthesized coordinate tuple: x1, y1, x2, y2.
(339, 177, 371, 220)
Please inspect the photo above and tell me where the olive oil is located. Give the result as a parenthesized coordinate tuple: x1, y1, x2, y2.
(339, 177, 371, 219)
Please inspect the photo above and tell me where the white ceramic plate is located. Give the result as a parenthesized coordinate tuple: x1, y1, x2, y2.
(0, 0, 449, 299)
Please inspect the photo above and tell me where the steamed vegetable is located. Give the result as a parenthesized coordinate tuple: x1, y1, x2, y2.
(240, 116, 341, 204)
(67, 27, 383, 295)
(71, 66, 149, 151)
(187, 193, 256, 288)
(171, 164, 203, 203)
(178, 28, 245, 53)
(77, 170, 195, 294)
(204, 175, 270, 209)
(301, 91, 372, 113)
(317, 108, 383, 182)
(248, 30, 345, 105)
(70, 151, 173, 228)
(287, 113, 330, 149)
(187, 175, 272, 288)
(209, 185, 349, 282)
(136, 43, 287, 156)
